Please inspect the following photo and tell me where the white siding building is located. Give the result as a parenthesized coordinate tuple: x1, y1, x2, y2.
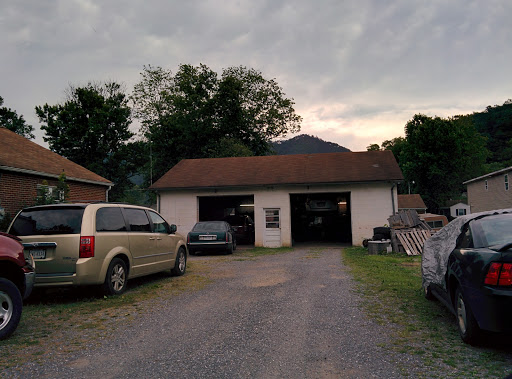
(151, 151, 403, 247)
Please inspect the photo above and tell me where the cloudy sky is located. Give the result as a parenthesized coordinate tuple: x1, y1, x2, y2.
(1, 0, 511, 151)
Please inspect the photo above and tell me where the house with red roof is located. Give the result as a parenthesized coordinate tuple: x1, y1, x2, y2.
(0, 127, 113, 221)
(150, 150, 403, 247)
(397, 194, 427, 214)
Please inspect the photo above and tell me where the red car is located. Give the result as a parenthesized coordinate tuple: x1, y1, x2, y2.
(0, 232, 35, 339)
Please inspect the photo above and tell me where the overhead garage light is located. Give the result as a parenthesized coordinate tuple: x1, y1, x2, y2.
(338, 201, 347, 205)
(240, 204, 254, 207)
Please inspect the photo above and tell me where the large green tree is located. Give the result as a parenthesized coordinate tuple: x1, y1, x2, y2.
(472, 99, 512, 167)
(131, 64, 301, 182)
(0, 96, 34, 139)
(400, 114, 488, 211)
(35, 82, 135, 200)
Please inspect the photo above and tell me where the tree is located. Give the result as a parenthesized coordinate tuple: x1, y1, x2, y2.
(400, 114, 488, 211)
(0, 96, 34, 139)
(366, 143, 380, 151)
(131, 64, 301, 182)
(35, 82, 135, 200)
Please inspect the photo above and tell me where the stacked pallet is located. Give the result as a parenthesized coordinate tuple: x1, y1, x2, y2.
(388, 210, 434, 256)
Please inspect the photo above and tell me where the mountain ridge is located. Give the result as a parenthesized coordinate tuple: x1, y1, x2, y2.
(271, 134, 350, 155)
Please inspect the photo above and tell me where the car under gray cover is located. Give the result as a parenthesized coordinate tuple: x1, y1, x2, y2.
(422, 208, 512, 290)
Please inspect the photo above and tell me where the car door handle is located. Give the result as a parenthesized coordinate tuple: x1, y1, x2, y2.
(156, 237, 162, 240)
(149, 237, 156, 240)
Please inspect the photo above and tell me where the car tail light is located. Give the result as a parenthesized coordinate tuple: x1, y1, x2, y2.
(79, 236, 95, 258)
(499, 263, 512, 286)
(187, 234, 190, 243)
(484, 262, 512, 286)
(226, 233, 229, 242)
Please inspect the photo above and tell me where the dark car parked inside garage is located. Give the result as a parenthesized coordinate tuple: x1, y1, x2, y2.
(223, 214, 254, 244)
(422, 209, 512, 344)
(187, 221, 236, 255)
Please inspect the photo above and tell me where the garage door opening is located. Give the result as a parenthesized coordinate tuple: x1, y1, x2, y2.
(198, 195, 255, 244)
(290, 193, 351, 244)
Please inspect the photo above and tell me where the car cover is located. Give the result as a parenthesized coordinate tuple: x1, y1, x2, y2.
(421, 208, 512, 290)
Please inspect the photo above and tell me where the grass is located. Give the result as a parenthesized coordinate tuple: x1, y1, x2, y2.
(341, 247, 512, 378)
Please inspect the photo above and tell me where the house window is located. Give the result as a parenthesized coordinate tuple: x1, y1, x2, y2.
(265, 209, 280, 228)
(505, 174, 509, 191)
(427, 220, 444, 229)
(36, 183, 62, 203)
(485, 180, 488, 191)
(456, 208, 467, 216)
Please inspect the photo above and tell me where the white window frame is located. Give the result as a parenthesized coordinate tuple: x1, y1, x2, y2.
(505, 174, 509, 191)
(265, 209, 280, 229)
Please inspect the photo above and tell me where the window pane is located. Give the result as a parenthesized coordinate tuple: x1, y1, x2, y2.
(265, 210, 280, 228)
(96, 207, 126, 232)
(124, 208, 151, 232)
(148, 211, 169, 233)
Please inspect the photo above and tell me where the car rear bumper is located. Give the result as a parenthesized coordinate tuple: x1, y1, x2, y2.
(187, 242, 231, 251)
(467, 286, 512, 333)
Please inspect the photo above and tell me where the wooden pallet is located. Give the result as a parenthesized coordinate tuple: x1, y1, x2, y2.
(391, 228, 434, 256)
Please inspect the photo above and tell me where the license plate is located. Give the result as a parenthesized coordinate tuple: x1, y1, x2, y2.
(199, 235, 216, 241)
(30, 249, 46, 259)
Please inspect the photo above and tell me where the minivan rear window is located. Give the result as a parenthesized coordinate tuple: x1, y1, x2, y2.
(10, 208, 85, 236)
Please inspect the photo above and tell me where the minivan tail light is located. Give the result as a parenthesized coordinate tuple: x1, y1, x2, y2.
(80, 236, 95, 258)
(484, 262, 512, 286)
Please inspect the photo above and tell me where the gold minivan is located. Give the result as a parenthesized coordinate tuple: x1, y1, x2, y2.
(8, 203, 187, 295)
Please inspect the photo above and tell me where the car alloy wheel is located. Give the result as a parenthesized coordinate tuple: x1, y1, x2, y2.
(0, 278, 23, 340)
(456, 292, 468, 335)
(0, 290, 14, 330)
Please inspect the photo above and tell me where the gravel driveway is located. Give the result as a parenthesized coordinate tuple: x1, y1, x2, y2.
(5, 246, 426, 378)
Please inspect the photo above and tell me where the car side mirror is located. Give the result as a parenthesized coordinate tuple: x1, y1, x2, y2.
(169, 224, 177, 234)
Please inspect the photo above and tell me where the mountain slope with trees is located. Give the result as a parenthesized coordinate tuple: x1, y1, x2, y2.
(272, 134, 350, 155)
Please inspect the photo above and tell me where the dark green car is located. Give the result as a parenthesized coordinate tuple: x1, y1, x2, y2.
(187, 221, 236, 255)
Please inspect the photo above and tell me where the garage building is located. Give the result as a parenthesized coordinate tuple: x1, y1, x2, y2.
(151, 151, 403, 247)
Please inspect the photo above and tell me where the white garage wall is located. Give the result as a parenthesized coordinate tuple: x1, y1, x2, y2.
(349, 183, 397, 244)
(157, 182, 397, 247)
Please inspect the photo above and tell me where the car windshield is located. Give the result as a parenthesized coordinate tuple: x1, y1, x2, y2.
(192, 222, 225, 232)
(473, 214, 512, 247)
(10, 207, 84, 236)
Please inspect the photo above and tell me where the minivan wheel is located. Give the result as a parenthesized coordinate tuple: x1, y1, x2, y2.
(171, 247, 186, 276)
(103, 258, 128, 296)
(455, 287, 481, 345)
(0, 278, 23, 340)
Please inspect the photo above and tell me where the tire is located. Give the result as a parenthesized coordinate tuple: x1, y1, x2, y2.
(103, 258, 128, 296)
(171, 247, 187, 276)
(423, 284, 434, 300)
(0, 278, 23, 340)
(455, 287, 481, 345)
(373, 227, 391, 238)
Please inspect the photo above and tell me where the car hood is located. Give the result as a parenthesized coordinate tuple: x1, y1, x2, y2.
(422, 208, 512, 289)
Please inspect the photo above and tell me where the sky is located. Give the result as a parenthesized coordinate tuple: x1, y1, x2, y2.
(1, 0, 511, 152)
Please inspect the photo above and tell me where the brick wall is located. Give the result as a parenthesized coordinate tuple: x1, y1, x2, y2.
(0, 170, 108, 217)
(467, 171, 512, 212)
